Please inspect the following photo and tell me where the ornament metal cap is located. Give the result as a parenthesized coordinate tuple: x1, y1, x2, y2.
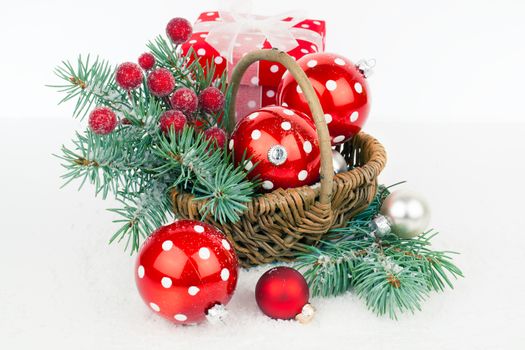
(356, 58, 376, 78)
(295, 303, 315, 324)
(205, 304, 228, 325)
(267, 145, 288, 166)
(370, 214, 392, 237)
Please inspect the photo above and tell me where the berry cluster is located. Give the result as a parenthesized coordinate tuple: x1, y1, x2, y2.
(86, 17, 227, 148)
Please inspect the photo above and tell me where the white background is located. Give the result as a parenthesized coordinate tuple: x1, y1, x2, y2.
(0, 0, 524, 122)
(1, 1, 525, 349)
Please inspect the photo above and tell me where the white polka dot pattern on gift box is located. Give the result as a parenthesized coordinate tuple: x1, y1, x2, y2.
(277, 52, 371, 146)
(135, 220, 239, 325)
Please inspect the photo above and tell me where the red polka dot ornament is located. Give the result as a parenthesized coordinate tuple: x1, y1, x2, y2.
(277, 52, 371, 145)
(230, 106, 321, 192)
(135, 220, 239, 325)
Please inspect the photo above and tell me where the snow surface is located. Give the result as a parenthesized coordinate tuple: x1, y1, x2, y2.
(1, 119, 524, 349)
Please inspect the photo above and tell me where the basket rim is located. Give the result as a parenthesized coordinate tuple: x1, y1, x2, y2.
(171, 131, 387, 216)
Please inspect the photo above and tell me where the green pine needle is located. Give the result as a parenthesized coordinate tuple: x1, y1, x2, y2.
(52, 43, 255, 253)
(295, 185, 464, 319)
(154, 127, 257, 224)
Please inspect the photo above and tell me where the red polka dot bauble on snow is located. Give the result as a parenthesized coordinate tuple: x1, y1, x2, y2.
(138, 52, 155, 70)
(159, 110, 187, 134)
(115, 62, 143, 90)
(255, 267, 314, 322)
(166, 17, 193, 45)
(230, 106, 321, 192)
(277, 52, 370, 145)
(135, 220, 239, 325)
(147, 68, 175, 97)
(88, 107, 117, 135)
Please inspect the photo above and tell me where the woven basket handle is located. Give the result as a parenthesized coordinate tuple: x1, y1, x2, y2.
(227, 49, 334, 205)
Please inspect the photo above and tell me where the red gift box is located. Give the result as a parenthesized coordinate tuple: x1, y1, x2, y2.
(181, 11, 326, 122)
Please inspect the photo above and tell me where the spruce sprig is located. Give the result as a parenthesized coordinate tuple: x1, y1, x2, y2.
(154, 127, 258, 224)
(51, 32, 257, 253)
(295, 185, 463, 319)
(48, 55, 128, 119)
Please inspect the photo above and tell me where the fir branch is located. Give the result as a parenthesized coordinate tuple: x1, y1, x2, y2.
(194, 160, 258, 223)
(109, 182, 172, 253)
(295, 185, 463, 319)
(154, 127, 257, 224)
(48, 55, 129, 119)
(52, 36, 249, 253)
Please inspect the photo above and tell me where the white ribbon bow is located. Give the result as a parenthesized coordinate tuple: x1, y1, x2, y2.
(193, 1, 318, 63)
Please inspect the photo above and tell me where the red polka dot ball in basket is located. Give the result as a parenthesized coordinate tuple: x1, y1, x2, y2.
(277, 52, 371, 145)
(230, 106, 321, 192)
(135, 220, 238, 325)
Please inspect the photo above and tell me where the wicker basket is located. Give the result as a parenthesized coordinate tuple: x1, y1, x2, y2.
(171, 49, 387, 267)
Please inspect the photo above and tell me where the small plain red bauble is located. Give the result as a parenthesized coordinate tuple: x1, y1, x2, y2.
(135, 220, 239, 324)
(115, 62, 143, 90)
(277, 52, 370, 145)
(170, 87, 198, 114)
(159, 110, 187, 134)
(138, 52, 156, 70)
(255, 267, 310, 320)
(204, 127, 227, 148)
(199, 87, 225, 113)
(230, 106, 320, 192)
(166, 17, 193, 45)
(147, 68, 175, 97)
(88, 107, 117, 135)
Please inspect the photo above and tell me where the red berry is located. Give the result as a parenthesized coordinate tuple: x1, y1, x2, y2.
(204, 127, 227, 148)
(115, 62, 143, 90)
(147, 68, 175, 97)
(138, 52, 155, 70)
(88, 107, 117, 135)
(159, 110, 187, 133)
(170, 87, 198, 114)
(199, 87, 225, 113)
(166, 17, 192, 45)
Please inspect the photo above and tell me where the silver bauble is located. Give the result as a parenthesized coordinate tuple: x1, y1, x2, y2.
(380, 189, 431, 239)
(332, 150, 349, 174)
